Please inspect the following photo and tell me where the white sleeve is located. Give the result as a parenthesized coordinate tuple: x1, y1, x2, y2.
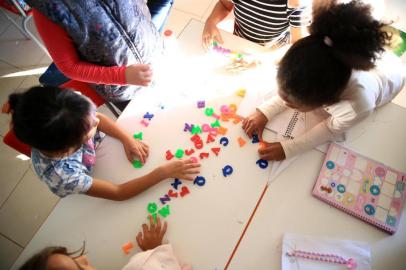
(257, 95, 288, 120)
(280, 120, 335, 159)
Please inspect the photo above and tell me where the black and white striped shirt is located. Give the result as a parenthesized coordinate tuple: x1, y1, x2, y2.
(231, 0, 311, 47)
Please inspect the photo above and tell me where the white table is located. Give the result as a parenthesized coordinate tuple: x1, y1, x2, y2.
(12, 20, 406, 270)
(11, 20, 274, 270)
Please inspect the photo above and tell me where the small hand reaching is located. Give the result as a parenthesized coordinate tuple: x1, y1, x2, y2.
(242, 109, 268, 139)
(258, 142, 286, 161)
(125, 64, 153, 86)
(161, 159, 201, 181)
(202, 22, 224, 51)
(123, 136, 149, 164)
(136, 216, 167, 251)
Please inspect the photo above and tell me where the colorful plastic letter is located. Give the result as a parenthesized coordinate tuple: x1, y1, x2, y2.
(147, 202, 158, 214)
(132, 160, 143, 168)
(140, 119, 149, 127)
(193, 176, 206, 186)
(159, 194, 171, 205)
(205, 107, 214, 116)
(191, 125, 202, 134)
(184, 123, 194, 132)
(199, 152, 209, 159)
(185, 149, 195, 156)
(122, 242, 134, 254)
(251, 134, 259, 143)
(158, 205, 170, 218)
(197, 100, 205, 108)
(175, 149, 184, 159)
(143, 112, 154, 120)
(171, 178, 182, 190)
(166, 150, 174, 160)
(211, 147, 220, 156)
(256, 159, 269, 169)
(180, 186, 190, 197)
(206, 134, 215, 143)
(168, 190, 178, 198)
(133, 132, 143, 140)
(220, 137, 229, 146)
(237, 137, 246, 147)
(222, 165, 233, 177)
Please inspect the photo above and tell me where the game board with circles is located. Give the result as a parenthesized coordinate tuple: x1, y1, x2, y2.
(312, 143, 406, 234)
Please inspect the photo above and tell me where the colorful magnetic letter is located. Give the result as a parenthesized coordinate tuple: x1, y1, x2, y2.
(199, 152, 209, 159)
(133, 160, 143, 168)
(159, 194, 171, 205)
(251, 134, 259, 143)
(168, 190, 178, 198)
(185, 149, 195, 156)
(206, 134, 215, 143)
(140, 119, 149, 127)
(222, 165, 233, 177)
(133, 132, 143, 140)
(220, 137, 229, 146)
(191, 125, 202, 134)
(256, 159, 269, 169)
(171, 178, 182, 190)
(205, 107, 214, 116)
(184, 123, 193, 132)
(158, 205, 170, 217)
(194, 176, 206, 186)
(197, 100, 205, 108)
(175, 149, 184, 159)
(166, 150, 174, 160)
(211, 147, 220, 156)
(147, 202, 158, 213)
(143, 112, 154, 120)
(180, 186, 190, 197)
(238, 137, 246, 147)
(211, 119, 220, 128)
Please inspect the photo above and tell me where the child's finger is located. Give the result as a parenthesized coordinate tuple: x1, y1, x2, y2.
(185, 168, 200, 175)
(136, 232, 143, 247)
(185, 162, 201, 169)
(155, 216, 161, 233)
(160, 221, 168, 238)
(142, 223, 149, 235)
(181, 175, 194, 181)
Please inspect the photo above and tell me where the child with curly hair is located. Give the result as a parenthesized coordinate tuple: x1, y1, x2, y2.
(243, 0, 406, 161)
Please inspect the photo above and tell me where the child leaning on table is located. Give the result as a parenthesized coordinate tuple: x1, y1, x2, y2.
(242, 0, 406, 161)
(4, 86, 200, 200)
(19, 217, 191, 270)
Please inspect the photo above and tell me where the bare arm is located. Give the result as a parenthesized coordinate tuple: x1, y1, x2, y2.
(96, 112, 149, 163)
(202, 0, 234, 49)
(86, 159, 201, 201)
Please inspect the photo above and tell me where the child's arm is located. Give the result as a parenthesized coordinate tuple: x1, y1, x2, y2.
(86, 159, 200, 201)
(202, 0, 234, 50)
(96, 112, 148, 164)
(32, 9, 151, 87)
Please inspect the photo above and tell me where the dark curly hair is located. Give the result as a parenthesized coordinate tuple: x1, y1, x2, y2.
(277, 0, 392, 107)
(19, 243, 86, 270)
(9, 86, 95, 152)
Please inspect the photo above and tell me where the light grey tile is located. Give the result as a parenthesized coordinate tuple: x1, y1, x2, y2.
(0, 11, 11, 36)
(0, 142, 30, 206)
(0, 235, 22, 270)
(0, 167, 59, 247)
(0, 25, 45, 70)
(0, 60, 20, 77)
(165, 9, 199, 37)
(173, 0, 216, 18)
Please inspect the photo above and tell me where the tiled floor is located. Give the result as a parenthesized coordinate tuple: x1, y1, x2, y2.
(0, 0, 405, 269)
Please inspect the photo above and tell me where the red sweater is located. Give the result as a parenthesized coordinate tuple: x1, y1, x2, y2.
(33, 9, 127, 85)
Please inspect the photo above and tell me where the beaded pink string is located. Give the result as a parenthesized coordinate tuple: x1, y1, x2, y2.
(286, 249, 357, 269)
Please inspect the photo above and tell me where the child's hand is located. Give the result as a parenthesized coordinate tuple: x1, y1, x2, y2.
(258, 142, 286, 161)
(136, 216, 167, 251)
(160, 159, 201, 181)
(226, 56, 261, 73)
(242, 110, 268, 139)
(123, 137, 149, 164)
(202, 22, 224, 51)
(125, 64, 153, 86)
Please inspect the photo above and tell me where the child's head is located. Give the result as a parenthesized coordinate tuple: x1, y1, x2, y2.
(19, 245, 95, 270)
(277, 0, 391, 110)
(9, 86, 97, 153)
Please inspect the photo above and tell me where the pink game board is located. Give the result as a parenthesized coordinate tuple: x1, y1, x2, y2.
(312, 143, 406, 234)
